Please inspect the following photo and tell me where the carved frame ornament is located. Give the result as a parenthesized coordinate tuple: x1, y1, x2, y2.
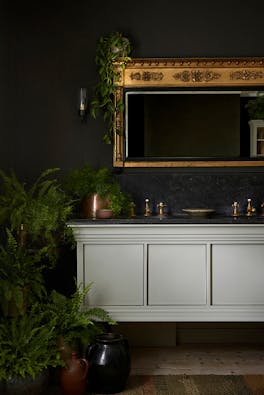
(113, 57, 264, 168)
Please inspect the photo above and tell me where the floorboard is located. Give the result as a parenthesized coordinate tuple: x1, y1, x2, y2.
(130, 345, 264, 375)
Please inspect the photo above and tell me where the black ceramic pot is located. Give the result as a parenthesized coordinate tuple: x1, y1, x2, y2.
(5, 370, 49, 395)
(86, 333, 130, 394)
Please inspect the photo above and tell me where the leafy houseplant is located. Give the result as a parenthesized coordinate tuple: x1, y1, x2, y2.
(245, 94, 264, 119)
(0, 303, 61, 383)
(0, 229, 47, 317)
(90, 31, 132, 144)
(47, 284, 116, 359)
(0, 168, 74, 266)
(63, 164, 131, 217)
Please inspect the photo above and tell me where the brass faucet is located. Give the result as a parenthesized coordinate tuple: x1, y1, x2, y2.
(144, 198, 151, 217)
(246, 198, 256, 216)
(157, 202, 167, 216)
(232, 201, 239, 217)
(129, 202, 136, 217)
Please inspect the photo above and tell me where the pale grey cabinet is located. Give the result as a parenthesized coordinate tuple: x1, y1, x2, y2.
(212, 244, 264, 305)
(148, 244, 207, 305)
(70, 223, 264, 322)
(83, 244, 144, 306)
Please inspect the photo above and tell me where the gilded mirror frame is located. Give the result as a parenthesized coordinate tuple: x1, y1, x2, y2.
(113, 57, 264, 167)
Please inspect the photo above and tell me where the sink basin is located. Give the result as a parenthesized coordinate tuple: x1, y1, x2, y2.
(182, 208, 215, 217)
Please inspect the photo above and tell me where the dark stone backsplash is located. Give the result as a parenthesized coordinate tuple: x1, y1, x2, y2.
(116, 169, 264, 216)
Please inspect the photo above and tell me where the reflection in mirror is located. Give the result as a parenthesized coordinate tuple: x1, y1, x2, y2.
(125, 90, 262, 159)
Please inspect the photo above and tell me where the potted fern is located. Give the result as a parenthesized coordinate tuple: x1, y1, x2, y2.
(0, 229, 47, 317)
(0, 302, 61, 395)
(90, 31, 132, 144)
(47, 283, 116, 361)
(0, 168, 74, 266)
(63, 164, 131, 218)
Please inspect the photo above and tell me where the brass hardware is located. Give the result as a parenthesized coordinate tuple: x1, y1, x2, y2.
(232, 201, 239, 217)
(157, 202, 166, 216)
(246, 198, 256, 216)
(144, 199, 151, 217)
(129, 202, 136, 217)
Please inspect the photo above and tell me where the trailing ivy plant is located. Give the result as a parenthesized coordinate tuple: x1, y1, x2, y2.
(90, 31, 132, 144)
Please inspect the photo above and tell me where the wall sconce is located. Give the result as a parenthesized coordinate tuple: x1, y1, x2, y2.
(79, 88, 88, 122)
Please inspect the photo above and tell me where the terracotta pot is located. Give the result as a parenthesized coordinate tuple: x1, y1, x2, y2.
(81, 193, 109, 219)
(60, 352, 89, 395)
(96, 209, 113, 219)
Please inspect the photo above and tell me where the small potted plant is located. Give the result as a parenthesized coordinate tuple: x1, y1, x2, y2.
(90, 31, 132, 144)
(245, 95, 264, 156)
(245, 94, 264, 120)
(63, 164, 132, 219)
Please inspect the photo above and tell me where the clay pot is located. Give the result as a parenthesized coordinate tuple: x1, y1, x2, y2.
(96, 209, 113, 219)
(60, 352, 89, 395)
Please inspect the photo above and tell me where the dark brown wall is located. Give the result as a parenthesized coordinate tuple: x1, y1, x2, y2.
(1, 0, 264, 181)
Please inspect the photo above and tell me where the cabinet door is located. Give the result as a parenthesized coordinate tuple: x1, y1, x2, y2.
(148, 244, 207, 305)
(84, 244, 143, 306)
(212, 244, 264, 305)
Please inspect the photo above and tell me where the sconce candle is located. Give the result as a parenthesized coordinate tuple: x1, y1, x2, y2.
(79, 88, 87, 122)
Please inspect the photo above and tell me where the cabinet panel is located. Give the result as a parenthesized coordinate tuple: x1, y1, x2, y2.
(148, 244, 207, 305)
(84, 244, 143, 306)
(212, 244, 264, 305)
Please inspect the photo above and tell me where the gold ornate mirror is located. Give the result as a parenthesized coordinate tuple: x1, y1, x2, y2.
(113, 57, 264, 167)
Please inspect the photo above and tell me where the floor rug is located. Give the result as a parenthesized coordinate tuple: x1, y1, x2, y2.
(48, 375, 264, 394)
(96, 375, 264, 395)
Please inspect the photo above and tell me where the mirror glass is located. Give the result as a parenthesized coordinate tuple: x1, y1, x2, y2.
(125, 89, 261, 160)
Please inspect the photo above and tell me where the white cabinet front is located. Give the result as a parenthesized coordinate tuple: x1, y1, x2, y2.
(84, 244, 144, 306)
(212, 244, 264, 305)
(148, 244, 207, 305)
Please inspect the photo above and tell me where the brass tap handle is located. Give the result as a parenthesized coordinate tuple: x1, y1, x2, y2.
(129, 202, 136, 218)
(232, 201, 239, 217)
(144, 198, 151, 217)
(246, 198, 256, 216)
(157, 202, 166, 216)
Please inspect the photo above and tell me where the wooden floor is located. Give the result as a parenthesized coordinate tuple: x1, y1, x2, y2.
(130, 345, 264, 375)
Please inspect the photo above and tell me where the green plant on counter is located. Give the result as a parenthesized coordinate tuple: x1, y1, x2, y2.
(0, 303, 61, 381)
(245, 94, 264, 120)
(0, 168, 74, 266)
(63, 164, 132, 216)
(47, 283, 116, 358)
(90, 31, 132, 144)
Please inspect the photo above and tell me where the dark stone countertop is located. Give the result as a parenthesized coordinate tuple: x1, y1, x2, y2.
(68, 214, 264, 225)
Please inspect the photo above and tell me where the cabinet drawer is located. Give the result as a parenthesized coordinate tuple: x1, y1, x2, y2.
(84, 244, 144, 306)
(148, 244, 207, 305)
(212, 244, 264, 305)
